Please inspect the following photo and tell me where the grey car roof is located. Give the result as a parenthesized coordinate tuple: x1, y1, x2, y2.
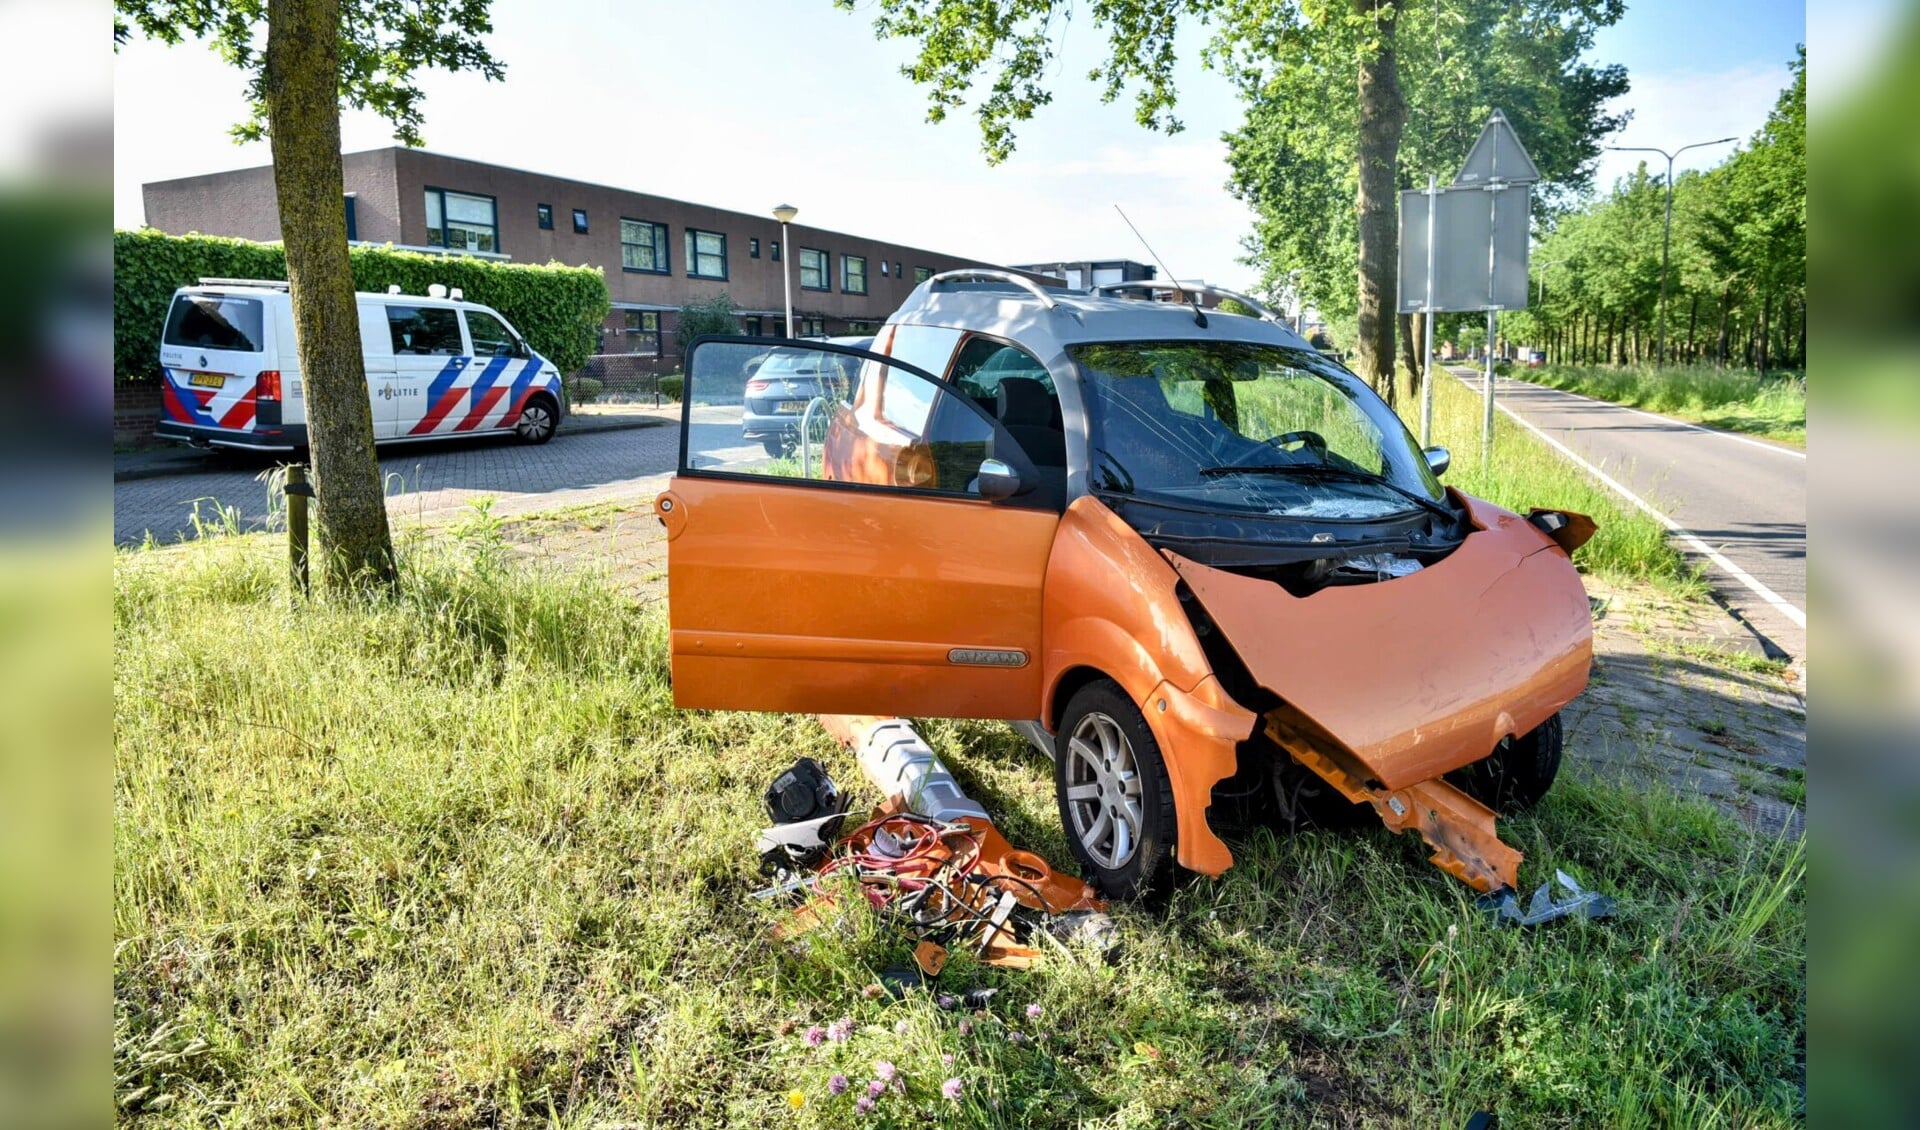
(885, 280, 1315, 357)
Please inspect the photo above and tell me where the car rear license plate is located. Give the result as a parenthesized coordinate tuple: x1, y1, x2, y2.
(188, 372, 226, 389)
(775, 400, 806, 413)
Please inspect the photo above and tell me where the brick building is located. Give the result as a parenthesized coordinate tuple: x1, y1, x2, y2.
(141, 148, 1050, 372)
(1009, 258, 1156, 290)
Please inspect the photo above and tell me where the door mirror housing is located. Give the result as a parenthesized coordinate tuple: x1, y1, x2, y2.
(975, 458, 1024, 501)
(1424, 446, 1451, 477)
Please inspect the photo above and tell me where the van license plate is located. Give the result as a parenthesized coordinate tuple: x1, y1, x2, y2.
(188, 372, 226, 389)
(775, 400, 806, 413)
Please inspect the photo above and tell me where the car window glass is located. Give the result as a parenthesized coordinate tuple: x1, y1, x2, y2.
(465, 309, 527, 357)
(386, 306, 463, 355)
(683, 340, 1005, 497)
(947, 337, 1053, 399)
(164, 295, 264, 353)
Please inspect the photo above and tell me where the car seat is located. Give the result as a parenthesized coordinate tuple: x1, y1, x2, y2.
(995, 376, 1068, 506)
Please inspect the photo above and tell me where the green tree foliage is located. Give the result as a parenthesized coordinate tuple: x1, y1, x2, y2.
(113, 230, 610, 381)
(1221, 1, 1628, 332)
(834, 0, 1624, 397)
(115, 0, 505, 593)
(674, 293, 743, 358)
(1518, 50, 1804, 371)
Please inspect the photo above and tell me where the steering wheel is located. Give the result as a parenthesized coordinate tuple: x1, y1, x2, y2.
(1262, 429, 1329, 460)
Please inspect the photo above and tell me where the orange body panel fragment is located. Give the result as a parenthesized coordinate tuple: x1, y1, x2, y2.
(1169, 494, 1592, 792)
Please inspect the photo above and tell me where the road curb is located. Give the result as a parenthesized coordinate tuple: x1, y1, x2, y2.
(111, 414, 671, 483)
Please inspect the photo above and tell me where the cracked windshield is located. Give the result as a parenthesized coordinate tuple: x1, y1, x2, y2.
(1072, 340, 1444, 519)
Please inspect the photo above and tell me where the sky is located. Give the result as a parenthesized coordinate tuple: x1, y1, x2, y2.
(112, 0, 1808, 294)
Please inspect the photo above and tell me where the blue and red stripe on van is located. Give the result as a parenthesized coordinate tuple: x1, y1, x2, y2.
(161, 368, 258, 430)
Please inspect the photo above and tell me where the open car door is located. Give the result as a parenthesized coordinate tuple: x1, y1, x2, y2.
(656, 337, 1062, 719)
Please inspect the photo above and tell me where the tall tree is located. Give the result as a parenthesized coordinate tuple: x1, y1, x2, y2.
(115, 0, 503, 592)
(834, 0, 1625, 393)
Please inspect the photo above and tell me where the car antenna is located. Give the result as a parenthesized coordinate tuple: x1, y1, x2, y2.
(1114, 204, 1206, 328)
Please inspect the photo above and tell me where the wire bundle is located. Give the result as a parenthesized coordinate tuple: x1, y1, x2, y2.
(815, 812, 1056, 949)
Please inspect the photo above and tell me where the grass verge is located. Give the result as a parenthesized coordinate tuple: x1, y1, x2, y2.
(1405, 371, 1705, 597)
(1521, 364, 1805, 448)
(116, 529, 1803, 1127)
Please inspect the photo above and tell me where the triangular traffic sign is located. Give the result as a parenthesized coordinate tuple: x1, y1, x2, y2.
(1452, 110, 1541, 186)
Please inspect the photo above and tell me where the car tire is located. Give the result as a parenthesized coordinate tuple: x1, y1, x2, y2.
(515, 394, 558, 445)
(1450, 713, 1563, 813)
(760, 435, 788, 457)
(1054, 679, 1178, 900)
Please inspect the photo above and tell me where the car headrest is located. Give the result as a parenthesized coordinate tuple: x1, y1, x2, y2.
(996, 376, 1054, 428)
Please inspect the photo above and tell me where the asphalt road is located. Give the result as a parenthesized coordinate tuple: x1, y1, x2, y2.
(114, 422, 684, 548)
(1456, 369, 1807, 662)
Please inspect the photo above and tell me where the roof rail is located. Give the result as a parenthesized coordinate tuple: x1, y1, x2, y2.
(1092, 280, 1287, 324)
(927, 269, 1058, 310)
(197, 277, 291, 290)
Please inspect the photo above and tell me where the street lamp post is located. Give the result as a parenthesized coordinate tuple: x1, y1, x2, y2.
(1604, 137, 1735, 366)
(772, 203, 799, 337)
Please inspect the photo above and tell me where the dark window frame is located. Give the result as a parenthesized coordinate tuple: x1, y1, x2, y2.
(771, 241, 782, 262)
(623, 309, 662, 356)
(914, 266, 933, 283)
(423, 186, 500, 255)
(537, 203, 554, 230)
(572, 208, 589, 234)
(749, 238, 761, 259)
(684, 228, 729, 280)
(799, 248, 829, 292)
(842, 254, 869, 295)
(620, 218, 670, 274)
(385, 304, 465, 356)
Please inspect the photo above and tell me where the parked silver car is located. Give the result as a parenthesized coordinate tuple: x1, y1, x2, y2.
(740, 335, 872, 455)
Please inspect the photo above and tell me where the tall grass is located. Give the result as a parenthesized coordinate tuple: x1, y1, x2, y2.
(1525, 364, 1805, 447)
(116, 528, 1802, 1126)
(1412, 370, 1704, 594)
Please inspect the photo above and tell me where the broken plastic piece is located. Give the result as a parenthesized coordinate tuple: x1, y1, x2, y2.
(1480, 869, 1616, 927)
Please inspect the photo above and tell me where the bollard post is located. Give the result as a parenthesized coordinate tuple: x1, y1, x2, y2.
(285, 464, 314, 601)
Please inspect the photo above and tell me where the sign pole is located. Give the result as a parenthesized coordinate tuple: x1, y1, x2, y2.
(1483, 308, 1497, 462)
(1420, 172, 1437, 447)
(1482, 181, 1500, 465)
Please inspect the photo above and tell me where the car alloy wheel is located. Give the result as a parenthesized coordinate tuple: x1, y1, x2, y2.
(1063, 710, 1146, 870)
(516, 400, 556, 444)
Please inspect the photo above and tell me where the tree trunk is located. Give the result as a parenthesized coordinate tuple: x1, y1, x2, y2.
(1758, 289, 1772, 373)
(1353, 0, 1406, 405)
(1717, 287, 1732, 367)
(265, 0, 395, 591)
(1686, 291, 1699, 365)
(1397, 310, 1419, 399)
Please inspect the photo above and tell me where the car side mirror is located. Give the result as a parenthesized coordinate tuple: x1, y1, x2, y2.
(1424, 446, 1451, 477)
(976, 458, 1024, 501)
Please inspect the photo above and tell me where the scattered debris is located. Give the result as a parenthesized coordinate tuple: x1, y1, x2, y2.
(757, 715, 1112, 976)
(1480, 870, 1616, 927)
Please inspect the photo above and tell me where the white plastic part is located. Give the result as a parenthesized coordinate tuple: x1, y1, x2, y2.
(853, 719, 991, 824)
(449, 287, 464, 302)
(427, 283, 448, 299)
(386, 284, 402, 295)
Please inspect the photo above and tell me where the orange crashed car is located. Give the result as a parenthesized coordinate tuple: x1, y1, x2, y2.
(657, 272, 1594, 898)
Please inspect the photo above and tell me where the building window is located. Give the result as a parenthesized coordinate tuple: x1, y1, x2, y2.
(344, 195, 358, 241)
(914, 266, 932, 283)
(749, 238, 761, 259)
(771, 241, 781, 262)
(1063, 268, 1085, 288)
(621, 219, 669, 273)
(800, 317, 826, 337)
(537, 203, 554, 230)
(625, 310, 661, 356)
(799, 248, 828, 291)
(842, 255, 868, 295)
(685, 228, 728, 279)
(745, 316, 763, 336)
(894, 261, 903, 279)
(423, 188, 498, 253)
(572, 208, 589, 234)
(879, 260, 890, 277)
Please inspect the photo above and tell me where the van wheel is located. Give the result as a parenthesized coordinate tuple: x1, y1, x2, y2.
(515, 395, 558, 445)
(1055, 680, 1178, 900)
(1449, 713, 1563, 813)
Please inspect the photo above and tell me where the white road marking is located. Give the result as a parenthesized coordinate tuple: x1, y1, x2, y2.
(1459, 372, 1807, 630)
(1505, 374, 1806, 459)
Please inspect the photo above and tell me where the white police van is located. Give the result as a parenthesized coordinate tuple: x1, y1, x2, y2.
(155, 278, 565, 451)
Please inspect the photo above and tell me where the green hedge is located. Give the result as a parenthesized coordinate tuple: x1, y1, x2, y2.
(114, 229, 611, 380)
